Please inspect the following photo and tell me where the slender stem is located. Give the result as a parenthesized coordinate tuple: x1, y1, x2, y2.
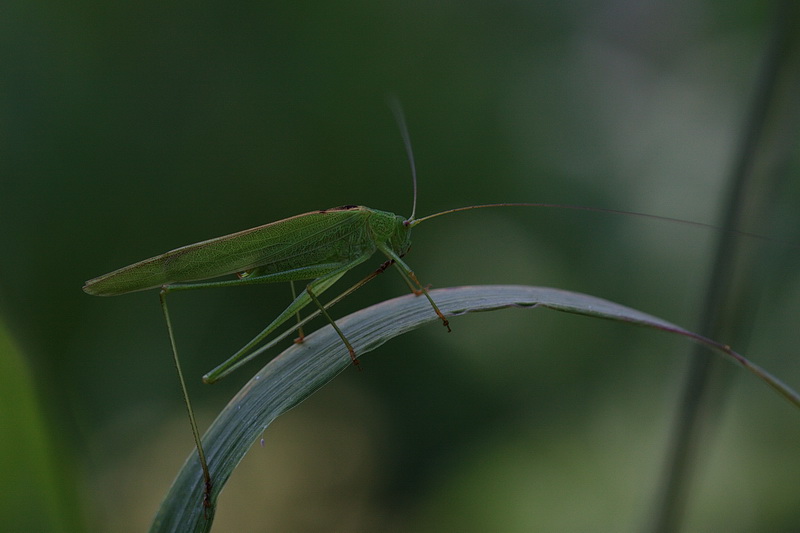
(647, 3, 800, 532)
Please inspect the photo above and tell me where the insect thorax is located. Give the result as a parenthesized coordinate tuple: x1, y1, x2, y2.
(367, 209, 411, 255)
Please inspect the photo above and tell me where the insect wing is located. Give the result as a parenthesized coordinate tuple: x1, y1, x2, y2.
(83, 208, 368, 296)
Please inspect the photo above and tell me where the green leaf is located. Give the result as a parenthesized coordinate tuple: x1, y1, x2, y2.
(149, 285, 800, 532)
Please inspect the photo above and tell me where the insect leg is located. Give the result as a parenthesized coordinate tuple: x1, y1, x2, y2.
(202, 254, 375, 383)
(377, 244, 451, 332)
(304, 258, 398, 366)
(305, 284, 359, 365)
(289, 280, 305, 343)
(216, 258, 396, 377)
(159, 289, 213, 513)
(201, 269, 349, 384)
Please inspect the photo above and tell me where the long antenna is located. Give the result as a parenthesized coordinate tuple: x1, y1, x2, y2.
(386, 104, 791, 248)
(388, 97, 418, 222)
(409, 202, 794, 247)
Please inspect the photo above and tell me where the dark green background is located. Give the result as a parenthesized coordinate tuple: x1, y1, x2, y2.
(2, 1, 799, 531)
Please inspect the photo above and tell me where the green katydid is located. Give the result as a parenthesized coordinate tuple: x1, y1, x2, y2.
(82, 105, 745, 512)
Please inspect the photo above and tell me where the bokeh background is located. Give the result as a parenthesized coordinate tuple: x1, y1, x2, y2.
(2, 1, 800, 531)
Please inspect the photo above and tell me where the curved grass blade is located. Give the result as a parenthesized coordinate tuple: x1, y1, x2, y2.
(150, 285, 800, 532)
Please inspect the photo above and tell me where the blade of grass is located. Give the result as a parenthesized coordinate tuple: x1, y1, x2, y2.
(648, 2, 800, 531)
(149, 285, 800, 533)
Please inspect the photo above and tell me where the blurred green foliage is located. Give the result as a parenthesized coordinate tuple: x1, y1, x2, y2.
(0, 320, 84, 531)
(2, 1, 799, 531)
